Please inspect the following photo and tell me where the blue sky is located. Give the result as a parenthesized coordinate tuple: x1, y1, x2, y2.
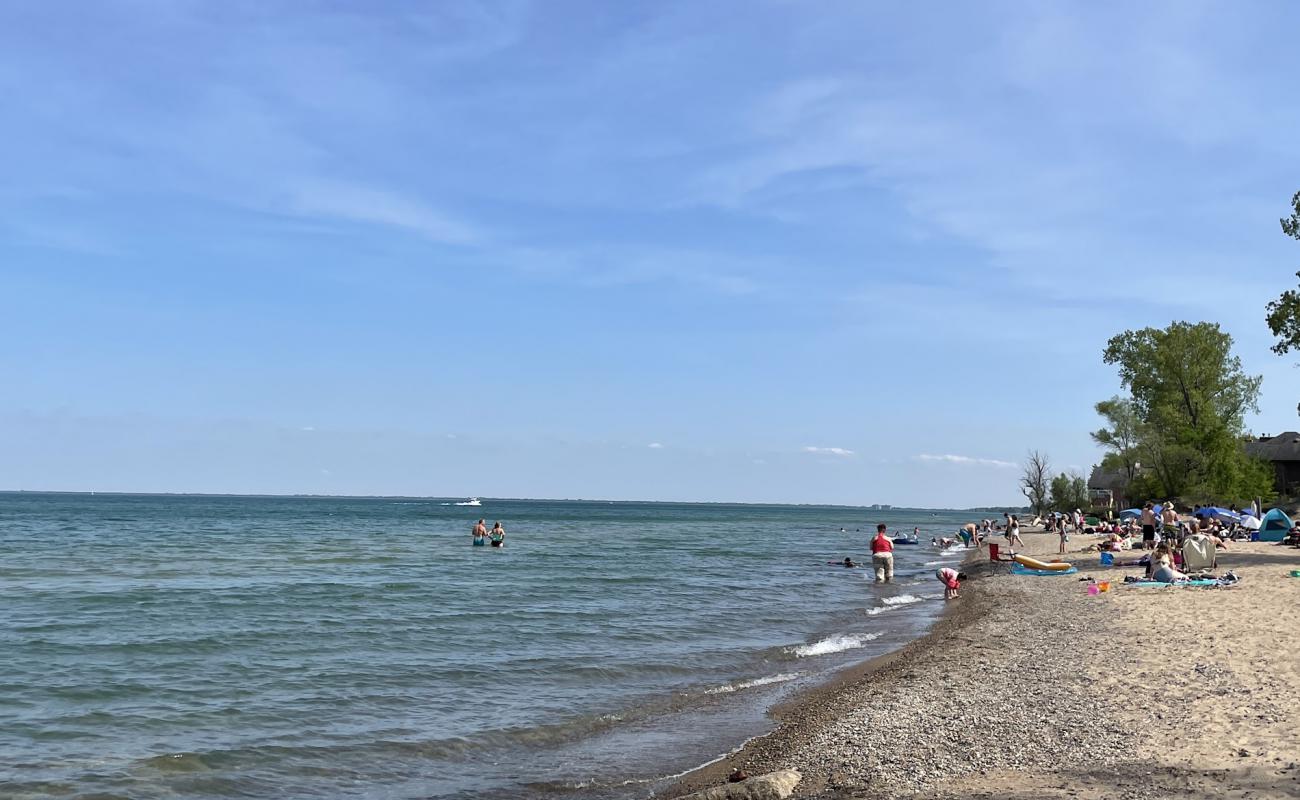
(3, 1, 1299, 506)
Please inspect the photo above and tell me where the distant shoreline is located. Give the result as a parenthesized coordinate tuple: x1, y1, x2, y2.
(0, 489, 1026, 514)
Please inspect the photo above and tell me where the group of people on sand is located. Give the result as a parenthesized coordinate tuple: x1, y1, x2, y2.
(835, 523, 968, 600)
(471, 519, 506, 547)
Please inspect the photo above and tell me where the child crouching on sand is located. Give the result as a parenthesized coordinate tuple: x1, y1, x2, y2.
(936, 567, 968, 600)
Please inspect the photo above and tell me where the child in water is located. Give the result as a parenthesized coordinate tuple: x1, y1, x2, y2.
(936, 567, 968, 600)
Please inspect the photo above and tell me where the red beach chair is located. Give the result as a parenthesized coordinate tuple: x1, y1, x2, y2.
(988, 542, 1015, 563)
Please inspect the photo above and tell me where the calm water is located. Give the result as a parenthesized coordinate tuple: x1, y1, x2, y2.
(0, 493, 975, 799)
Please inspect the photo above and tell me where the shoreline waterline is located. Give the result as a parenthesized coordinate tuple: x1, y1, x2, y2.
(662, 531, 1300, 799)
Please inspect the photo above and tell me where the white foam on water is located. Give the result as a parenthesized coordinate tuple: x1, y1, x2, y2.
(787, 632, 881, 658)
(882, 594, 924, 606)
(704, 672, 802, 695)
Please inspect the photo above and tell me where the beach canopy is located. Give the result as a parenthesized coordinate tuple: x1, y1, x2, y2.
(1241, 515, 1262, 531)
(1119, 508, 1142, 520)
(1259, 508, 1295, 542)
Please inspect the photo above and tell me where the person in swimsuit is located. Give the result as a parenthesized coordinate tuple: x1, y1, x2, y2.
(1140, 503, 1157, 549)
(489, 522, 505, 547)
(472, 519, 487, 546)
(1006, 515, 1025, 548)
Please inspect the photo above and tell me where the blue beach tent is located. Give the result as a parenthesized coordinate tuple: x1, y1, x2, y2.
(1258, 508, 1294, 542)
(1119, 508, 1142, 520)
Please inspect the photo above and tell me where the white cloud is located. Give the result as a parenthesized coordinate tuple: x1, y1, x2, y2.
(648, 442, 664, 449)
(802, 446, 855, 457)
(916, 454, 1018, 469)
(287, 179, 483, 245)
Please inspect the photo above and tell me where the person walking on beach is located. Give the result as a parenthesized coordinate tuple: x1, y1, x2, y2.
(1140, 503, 1157, 549)
(870, 523, 894, 583)
(1058, 516, 1069, 554)
(1005, 514, 1025, 549)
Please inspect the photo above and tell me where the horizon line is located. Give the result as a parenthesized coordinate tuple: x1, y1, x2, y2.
(0, 489, 1027, 513)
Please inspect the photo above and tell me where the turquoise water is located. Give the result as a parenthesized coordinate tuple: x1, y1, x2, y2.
(0, 493, 975, 799)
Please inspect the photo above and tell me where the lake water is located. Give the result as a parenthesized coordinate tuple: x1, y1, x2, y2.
(0, 493, 976, 799)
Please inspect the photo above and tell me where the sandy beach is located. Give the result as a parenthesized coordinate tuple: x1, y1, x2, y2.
(667, 528, 1300, 799)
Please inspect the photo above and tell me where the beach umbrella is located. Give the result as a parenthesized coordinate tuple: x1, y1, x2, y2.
(1214, 509, 1242, 523)
(1195, 506, 1231, 518)
(1240, 515, 1262, 530)
(1119, 508, 1142, 520)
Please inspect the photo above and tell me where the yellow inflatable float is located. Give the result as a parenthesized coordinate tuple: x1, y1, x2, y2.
(1013, 554, 1073, 572)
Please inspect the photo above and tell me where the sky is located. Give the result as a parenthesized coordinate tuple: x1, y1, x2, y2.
(2, 1, 1299, 507)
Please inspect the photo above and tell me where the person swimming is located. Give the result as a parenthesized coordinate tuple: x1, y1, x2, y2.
(842, 557, 856, 568)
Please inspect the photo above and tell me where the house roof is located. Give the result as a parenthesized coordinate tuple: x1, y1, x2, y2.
(1244, 431, 1300, 462)
(1087, 467, 1129, 491)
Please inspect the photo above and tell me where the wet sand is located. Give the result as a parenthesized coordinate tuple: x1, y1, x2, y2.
(663, 530, 1300, 799)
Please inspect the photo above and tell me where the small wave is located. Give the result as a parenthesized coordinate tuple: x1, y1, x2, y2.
(787, 633, 880, 658)
(882, 594, 923, 606)
(704, 672, 801, 695)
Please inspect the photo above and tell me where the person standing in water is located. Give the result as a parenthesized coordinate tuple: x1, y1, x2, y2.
(489, 521, 506, 547)
(936, 567, 967, 600)
(472, 519, 487, 546)
(870, 523, 894, 583)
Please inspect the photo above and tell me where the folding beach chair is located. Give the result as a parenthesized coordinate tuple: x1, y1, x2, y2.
(1181, 534, 1216, 574)
(988, 542, 1015, 563)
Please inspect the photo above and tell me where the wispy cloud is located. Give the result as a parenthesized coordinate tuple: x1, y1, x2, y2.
(647, 442, 664, 449)
(916, 454, 1018, 469)
(287, 179, 483, 245)
(803, 446, 855, 457)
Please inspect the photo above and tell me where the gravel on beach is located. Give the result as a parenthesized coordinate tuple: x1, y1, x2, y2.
(665, 531, 1300, 800)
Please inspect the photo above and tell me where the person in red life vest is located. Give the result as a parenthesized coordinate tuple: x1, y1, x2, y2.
(870, 523, 894, 583)
(936, 567, 968, 600)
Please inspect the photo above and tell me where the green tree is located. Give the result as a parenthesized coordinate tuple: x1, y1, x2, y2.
(1048, 471, 1089, 512)
(1091, 396, 1142, 482)
(1102, 321, 1267, 500)
(1019, 450, 1050, 517)
(1265, 190, 1300, 413)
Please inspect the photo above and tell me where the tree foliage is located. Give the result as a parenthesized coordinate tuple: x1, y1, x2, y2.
(1265, 191, 1300, 414)
(1019, 450, 1050, 516)
(1100, 321, 1270, 502)
(1048, 472, 1089, 512)
(1091, 396, 1141, 482)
